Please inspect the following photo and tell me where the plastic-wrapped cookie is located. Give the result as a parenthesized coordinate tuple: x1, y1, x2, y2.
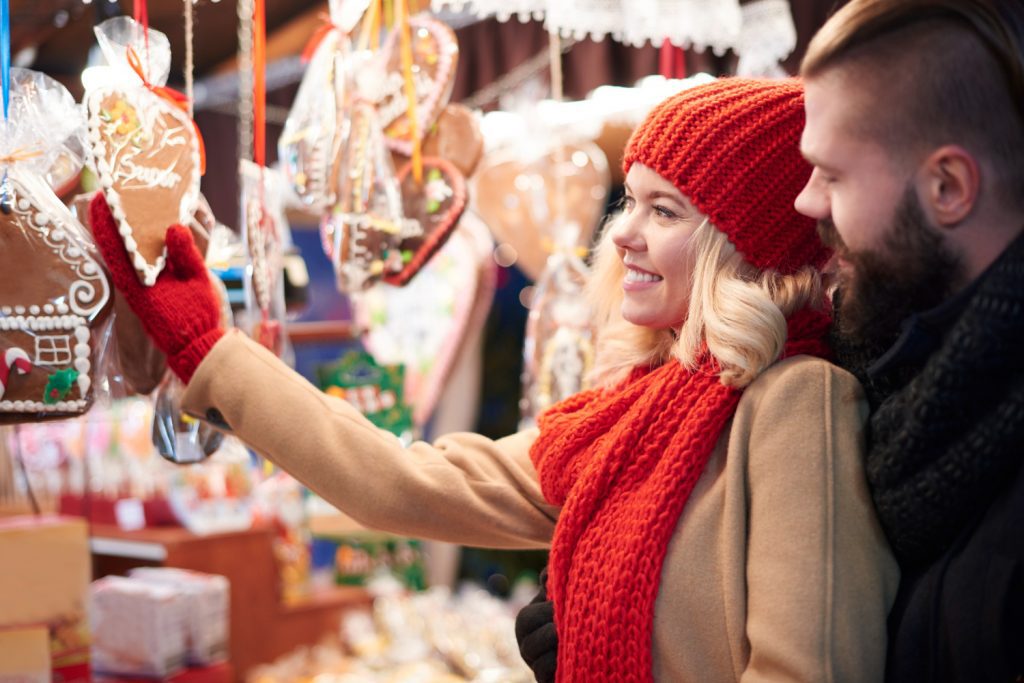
(86, 87, 201, 286)
(0, 173, 112, 422)
(382, 157, 467, 287)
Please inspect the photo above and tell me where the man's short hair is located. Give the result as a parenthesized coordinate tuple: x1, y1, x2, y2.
(801, 0, 1024, 210)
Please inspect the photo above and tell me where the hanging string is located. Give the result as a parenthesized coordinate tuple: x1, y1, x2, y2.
(236, 0, 253, 165)
(132, 0, 151, 75)
(548, 29, 569, 231)
(397, 0, 422, 183)
(184, 0, 195, 118)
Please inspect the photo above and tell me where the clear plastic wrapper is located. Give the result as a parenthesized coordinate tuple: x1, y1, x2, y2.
(278, 24, 345, 210)
(473, 138, 610, 282)
(0, 170, 114, 424)
(239, 161, 293, 358)
(83, 16, 201, 287)
(519, 222, 597, 429)
(152, 371, 224, 464)
(0, 68, 88, 195)
(321, 96, 410, 293)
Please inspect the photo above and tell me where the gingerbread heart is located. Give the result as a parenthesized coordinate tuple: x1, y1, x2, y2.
(383, 157, 467, 287)
(0, 172, 112, 422)
(394, 102, 484, 179)
(376, 16, 459, 156)
(472, 140, 610, 281)
(87, 87, 201, 286)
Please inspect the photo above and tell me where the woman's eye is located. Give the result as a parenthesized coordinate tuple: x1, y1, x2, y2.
(654, 205, 677, 219)
(622, 196, 636, 211)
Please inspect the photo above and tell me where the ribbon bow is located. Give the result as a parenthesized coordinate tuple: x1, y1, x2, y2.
(126, 47, 207, 175)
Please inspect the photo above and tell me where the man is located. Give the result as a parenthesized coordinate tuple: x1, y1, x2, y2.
(516, 1, 1024, 681)
(794, 1, 1024, 680)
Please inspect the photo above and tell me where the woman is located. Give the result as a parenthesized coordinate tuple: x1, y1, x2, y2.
(90, 78, 897, 682)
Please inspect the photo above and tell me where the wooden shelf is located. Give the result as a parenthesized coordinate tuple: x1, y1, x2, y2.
(90, 524, 372, 682)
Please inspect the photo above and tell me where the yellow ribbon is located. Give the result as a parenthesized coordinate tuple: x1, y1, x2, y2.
(0, 147, 42, 165)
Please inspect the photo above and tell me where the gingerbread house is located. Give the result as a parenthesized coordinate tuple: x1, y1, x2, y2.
(0, 173, 112, 420)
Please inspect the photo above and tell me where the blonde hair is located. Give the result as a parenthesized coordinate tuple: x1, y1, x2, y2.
(587, 213, 826, 389)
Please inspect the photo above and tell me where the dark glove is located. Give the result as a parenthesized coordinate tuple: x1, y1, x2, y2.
(515, 567, 558, 683)
(90, 193, 224, 384)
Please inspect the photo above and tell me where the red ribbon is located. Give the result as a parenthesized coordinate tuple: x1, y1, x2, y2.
(659, 39, 686, 79)
(253, 0, 267, 168)
(127, 47, 207, 175)
(301, 13, 337, 64)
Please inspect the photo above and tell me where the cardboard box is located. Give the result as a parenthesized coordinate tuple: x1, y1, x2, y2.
(0, 625, 50, 683)
(90, 576, 187, 679)
(0, 516, 90, 682)
(127, 568, 229, 665)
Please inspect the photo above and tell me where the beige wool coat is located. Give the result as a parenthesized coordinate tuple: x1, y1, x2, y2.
(183, 331, 899, 682)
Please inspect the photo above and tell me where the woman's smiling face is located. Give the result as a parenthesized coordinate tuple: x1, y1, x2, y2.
(609, 163, 709, 330)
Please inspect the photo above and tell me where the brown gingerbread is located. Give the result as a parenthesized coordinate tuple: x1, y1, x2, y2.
(0, 174, 112, 422)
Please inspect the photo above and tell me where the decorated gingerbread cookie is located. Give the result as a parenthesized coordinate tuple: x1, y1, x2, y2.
(279, 27, 342, 210)
(322, 101, 414, 292)
(382, 157, 467, 286)
(374, 16, 459, 156)
(0, 174, 112, 421)
(86, 87, 201, 286)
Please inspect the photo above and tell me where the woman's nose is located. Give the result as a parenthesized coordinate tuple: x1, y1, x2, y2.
(609, 212, 645, 251)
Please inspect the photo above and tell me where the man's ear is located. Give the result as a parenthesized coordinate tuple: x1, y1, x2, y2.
(917, 145, 980, 229)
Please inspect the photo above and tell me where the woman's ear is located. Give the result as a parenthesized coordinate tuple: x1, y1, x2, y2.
(917, 145, 980, 229)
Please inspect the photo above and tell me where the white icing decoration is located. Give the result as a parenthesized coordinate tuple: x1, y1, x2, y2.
(43, 304, 54, 314)
(74, 327, 89, 343)
(14, 306, 24, 314)
(4, 178, 111, 319)
(1, 307, 10, 315)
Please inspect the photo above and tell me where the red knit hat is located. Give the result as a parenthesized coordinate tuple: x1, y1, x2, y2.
(623, 78, 829, 275)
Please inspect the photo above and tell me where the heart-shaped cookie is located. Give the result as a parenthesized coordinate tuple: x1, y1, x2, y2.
(382, 157, 467, 286)
(87, 87, 201, 286)
(394, 102, 484, 179)
(355, 210, 495, 426)
(376, 16, 459, 157)
(472, 140, 610, 281)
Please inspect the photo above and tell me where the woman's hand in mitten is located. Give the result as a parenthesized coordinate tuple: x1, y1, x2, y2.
(515, 567, 558, 683)
(89, 193, 224, 383)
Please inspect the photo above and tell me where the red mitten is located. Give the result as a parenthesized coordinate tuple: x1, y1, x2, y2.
(90, 193, 224, 383)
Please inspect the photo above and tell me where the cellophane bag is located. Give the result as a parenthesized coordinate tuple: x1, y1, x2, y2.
(0, 69, 115, 424)
(83, 16, 201, 287)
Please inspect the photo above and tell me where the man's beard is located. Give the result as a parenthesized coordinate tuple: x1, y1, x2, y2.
(818, 186, 964, 359)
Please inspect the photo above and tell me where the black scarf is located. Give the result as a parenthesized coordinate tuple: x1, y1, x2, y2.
(841, 234, 1024, 568)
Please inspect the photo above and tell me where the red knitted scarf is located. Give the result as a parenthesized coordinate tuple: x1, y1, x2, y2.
(529, 308, 832, 683)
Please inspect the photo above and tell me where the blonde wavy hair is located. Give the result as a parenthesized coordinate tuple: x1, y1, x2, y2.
(587, 212, 827, 389)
